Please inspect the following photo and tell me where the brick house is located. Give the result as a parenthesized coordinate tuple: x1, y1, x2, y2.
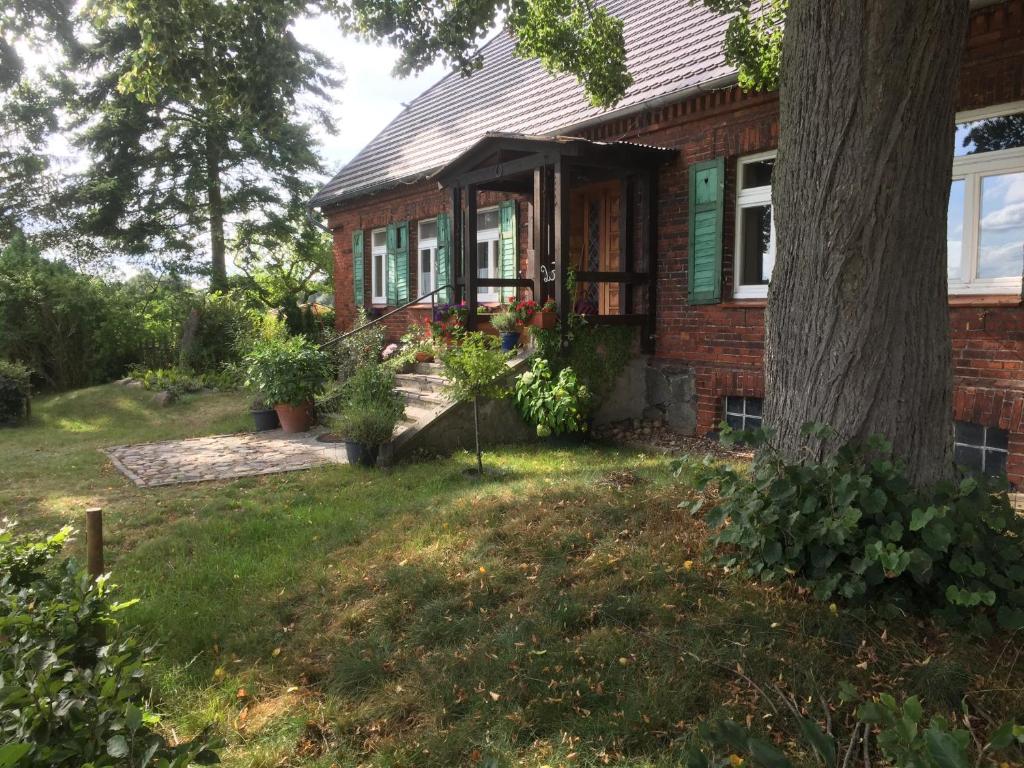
(311, 0, 1024, 482)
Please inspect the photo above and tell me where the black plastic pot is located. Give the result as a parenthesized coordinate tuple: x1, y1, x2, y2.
(344, 441, 379, 467)
(251, 408, 280, 431)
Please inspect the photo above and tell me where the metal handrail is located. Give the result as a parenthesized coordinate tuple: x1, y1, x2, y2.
(319, 284, 454, 350)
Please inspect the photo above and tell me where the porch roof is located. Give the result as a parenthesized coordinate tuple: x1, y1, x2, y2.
(433, 132, 676, 190)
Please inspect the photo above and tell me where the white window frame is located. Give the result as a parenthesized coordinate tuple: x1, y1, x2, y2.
(371, 227, 387, 305)
(477, 206, 501, 304)
(948, 101, 1024, 295)
(733, 150, 777, 300)
(417, 218, 438, 302)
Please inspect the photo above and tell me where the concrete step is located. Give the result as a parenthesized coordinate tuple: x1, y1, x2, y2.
(395, 372, 446, 393)
(396, 386, 446, 405)
(412, 362, 444, 376)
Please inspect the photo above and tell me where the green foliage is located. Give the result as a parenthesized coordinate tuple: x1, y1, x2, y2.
(134, 366, 241, 396)
(440, 332, 511, 405)
(331, 362, 404, 447)
(331, 307, 386, 385)
(510, 0, 633, 108)
(0, 522, 222, 766)
(688, 690, 1023, 768)
(694, 0, 786, 92)
(488, 304, 520, 333)
(0, 236, 195, 390)
(532, 316, 633, 414)
(178, 292, 259, 375)
(676, 423, 1024, 632)
(243, 335, 330, 406)
(514, 357, 589, 437)
(0, 359, 31, 425)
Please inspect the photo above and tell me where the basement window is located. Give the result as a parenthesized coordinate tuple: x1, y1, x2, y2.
(953, 421, 1008, 477)
(724, 396, 763, 432)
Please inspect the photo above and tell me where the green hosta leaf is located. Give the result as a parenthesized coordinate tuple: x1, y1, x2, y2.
(924, 726, 970, 768)
(746, 737, 792, 768)
(0, 743, 31, 768)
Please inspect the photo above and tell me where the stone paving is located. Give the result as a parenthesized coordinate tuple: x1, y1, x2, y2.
(104, 429, 348, 488)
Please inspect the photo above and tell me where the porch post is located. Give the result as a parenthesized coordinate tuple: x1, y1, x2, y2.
(465, 184, 479, 331)
(450, 185, 463, 305)
(619, 174, 635, 315)
(640, 169, 658, 354)
(553, 159, 570, 336)
(531, 168, 542, 302)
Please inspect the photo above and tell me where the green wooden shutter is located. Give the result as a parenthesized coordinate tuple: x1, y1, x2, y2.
(351, 229, 364, 307)
(436, 213, 452, 304)
(498, 200, 517, 301)
(395, 221, 409, 304)
(688, 158, 725, 305)
(386, 224, 398, 306)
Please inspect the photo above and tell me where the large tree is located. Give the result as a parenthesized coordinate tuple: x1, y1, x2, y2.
(64, 0, 341, 289)
(339, 0, 971, 486)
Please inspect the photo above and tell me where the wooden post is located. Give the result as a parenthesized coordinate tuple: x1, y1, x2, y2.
(619, 174, 635, 315)
(553, 159, 571, 341)
(642, 169, 658, 354)
(450, 185, 463, 305)
(85, 507, 104, 579)
(465, 184, 479, 331)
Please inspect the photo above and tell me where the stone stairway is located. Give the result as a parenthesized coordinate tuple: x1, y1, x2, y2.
(381, 354, 535, 463)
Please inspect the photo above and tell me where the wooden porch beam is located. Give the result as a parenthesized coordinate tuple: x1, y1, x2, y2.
(475, 277, 535, 288)
(642, 169, 658, 354)
(554, 159, 570, 332)
(450, 185, 463, 305)
(575, 270, 649, 284)
(465, 184, 479, 330)
(619, 175, 635, 313)
(446, 152, 554, 189)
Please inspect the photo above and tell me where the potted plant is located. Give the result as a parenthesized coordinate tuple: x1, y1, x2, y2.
(244, 335, 331, 433)
(531, 299, 558, 330)
(489, 304, 521, 351)
(333, 362, 404, 465)
(249, 395, 280, 431)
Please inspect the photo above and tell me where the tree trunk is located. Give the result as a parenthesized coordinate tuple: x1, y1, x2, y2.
(205, 135, 228, 293)
(766, 0, 968, 487)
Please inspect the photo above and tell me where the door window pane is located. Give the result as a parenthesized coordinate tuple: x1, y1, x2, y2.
(740, 204, 774, 285)
(977, 172, 1024, 279)
(372, 230, 386, 249)
(947, 179, 965, 282)
(479, 209, 500, 231)
(419, 219, 437, 241)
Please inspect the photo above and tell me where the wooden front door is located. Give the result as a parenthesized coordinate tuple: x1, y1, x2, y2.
(570, 180, 621, 315)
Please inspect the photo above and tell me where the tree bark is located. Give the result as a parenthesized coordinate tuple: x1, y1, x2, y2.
(206, 134, 228, 293)
(766, 0, 968, 487)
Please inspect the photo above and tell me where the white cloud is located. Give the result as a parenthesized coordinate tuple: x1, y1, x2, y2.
(980, 201, 1024, 231)
(978, 241, 1024, 279)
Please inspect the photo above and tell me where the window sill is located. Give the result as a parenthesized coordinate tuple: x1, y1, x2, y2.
(948, 294, 1022, 307)
(721, 298, 767, 308)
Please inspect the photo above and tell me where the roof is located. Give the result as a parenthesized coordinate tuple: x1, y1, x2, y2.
(311, 0, 734, 209)
(433, 132, 677, 187)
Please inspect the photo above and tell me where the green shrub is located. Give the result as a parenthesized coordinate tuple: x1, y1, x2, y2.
(139, 367, 205, 395)
(687, 690, 1022, 768)
(178, 291, 259, 374)
(0, 359, 31, 425)
(331, 409, 400, 447)
(514, 357, 589, 437)
(330, 362, 404, 447)
(0, 523, 221, 767)
(243, 335, 330, 406)
(331, 307, 385, 384)
(676, 423, 1024, 632)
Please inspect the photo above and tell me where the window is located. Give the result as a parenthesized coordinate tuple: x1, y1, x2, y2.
(734, 152, 776, 299)
(953, 421, 1008, 478)
(949, 103, 1024, 293)
(732, 102, 1024, 298)
(371, 228, 387, 304)
(418, 219, 437, 301)
(724, 396, 763, 431)
(477, 207, 501, 303)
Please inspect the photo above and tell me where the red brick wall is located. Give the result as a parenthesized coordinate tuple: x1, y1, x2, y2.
(323, 0, 1024, 482)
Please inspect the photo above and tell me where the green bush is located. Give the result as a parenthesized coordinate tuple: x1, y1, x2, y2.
(330, 363, 404, 447)
(0, 359, 31, 425)
(0, 523, 221, 767)
(331, 307, 385, 384)
(243, 335, 330, 406)
(514, 357, 589, 437)
(331, 409, 400, 447)
(676, 423, 1024, 632)
(178, 291, 259, 374)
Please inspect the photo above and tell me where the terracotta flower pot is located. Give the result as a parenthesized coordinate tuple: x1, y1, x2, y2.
(531, 311, 557, 330)
(414, 351, 434, 363)
(275, 401, 314, 433)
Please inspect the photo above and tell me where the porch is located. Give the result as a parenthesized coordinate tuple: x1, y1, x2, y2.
(434, 133, 675, 353)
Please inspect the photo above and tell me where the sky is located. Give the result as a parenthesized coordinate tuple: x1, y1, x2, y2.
(292, 14, 448, 182)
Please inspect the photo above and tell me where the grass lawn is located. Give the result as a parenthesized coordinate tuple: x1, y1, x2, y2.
(2, 385, 1022, 767)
